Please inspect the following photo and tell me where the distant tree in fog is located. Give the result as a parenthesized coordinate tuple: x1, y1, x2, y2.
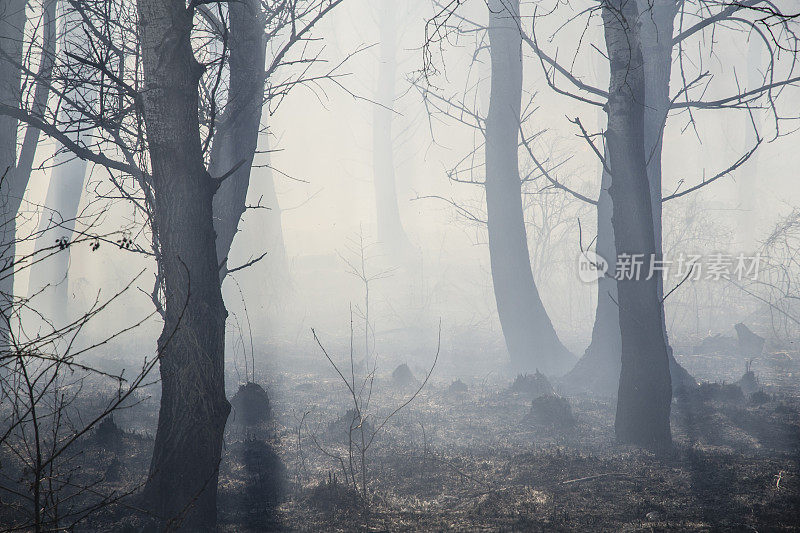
(372, 0, 414, 258)
(482, 0, 574, 375)
(0, 0, 56, 343)
(419, 0, 576, 375)
(27, 2, 93, 328)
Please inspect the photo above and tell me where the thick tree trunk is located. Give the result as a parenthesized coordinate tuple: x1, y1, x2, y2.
(486, 0, 574, 376)
(373, 0, 412, 257)
(138, 1, 230, 529)
(603, 0, 672, 447)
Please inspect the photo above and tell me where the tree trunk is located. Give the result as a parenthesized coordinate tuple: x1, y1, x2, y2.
(231, 127, 290, 314)
(638, 0, 696, 392)
(209, 0, 267, 281)
(27, 148, 88, 325)
(373, 0, 412, 257)
(0, 1, 26, 336)
(563, 164, 621, 395)
(486, 0, 574, 376)
(252, 131, 288, 281)
(566, 0, 695, 394)
(28, 1, 89, 326)
(603, 0, 672, 447)
(0, 0, 56, 342)
(736, 37, 762, 249)
(138, 1, 230, 529)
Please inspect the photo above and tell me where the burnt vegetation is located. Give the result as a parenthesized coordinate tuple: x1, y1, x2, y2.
(0, 0, 799, 531)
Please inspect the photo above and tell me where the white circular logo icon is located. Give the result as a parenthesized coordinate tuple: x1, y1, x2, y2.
(577, 250, 609, 283)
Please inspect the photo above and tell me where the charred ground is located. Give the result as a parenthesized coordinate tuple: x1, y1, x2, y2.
(3, 346, 796, 532)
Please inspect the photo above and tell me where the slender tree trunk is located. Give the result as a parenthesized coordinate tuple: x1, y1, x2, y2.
(209, 0, 267, 280)
(373, 0, 412, 256)
(252, 131, 288, 281)
(563, 164, 621, 394)
(0, 0, 56, 342)
(603, 0, 672, 447)
(138, 1, 230, 529)
(233, 128, 290, 314)
(486, 0, 574, 376)
(27, 149, 87, 325)
(736, 38, 762, 248)
(28, 2, 89, 326)
(638, 0, 696, 391)
(0, 1, 26, 338)
(208, 1, 290, 321)
(639, 0, 673, 314)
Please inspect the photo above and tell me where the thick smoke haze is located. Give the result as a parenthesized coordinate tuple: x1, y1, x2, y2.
(2, 0, 799, 530)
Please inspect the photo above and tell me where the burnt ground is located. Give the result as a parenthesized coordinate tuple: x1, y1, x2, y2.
(250, 350, 800, 532)
(2, 349, 798, 531)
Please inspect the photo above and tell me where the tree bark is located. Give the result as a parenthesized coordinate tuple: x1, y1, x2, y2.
(603, 0, 672, 447)
(137, 1, 230, 529)
(486, 0, 574, 376)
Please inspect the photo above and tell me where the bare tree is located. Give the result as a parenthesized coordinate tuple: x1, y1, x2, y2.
(419, 0, 576, 375)
(485, 0, 575, 375)
(130, 2, 233, 528)
(0, 0, 353, 527)
(524, 0, 799, 397)
(599, 0, 673, 447)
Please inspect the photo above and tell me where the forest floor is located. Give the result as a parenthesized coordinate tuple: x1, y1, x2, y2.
(4, 346, 798, 531)
(246, 350, 800, 532)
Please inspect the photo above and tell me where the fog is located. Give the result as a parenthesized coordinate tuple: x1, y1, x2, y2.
(2, 0, 799, 530)
(18, 0, 800, 363)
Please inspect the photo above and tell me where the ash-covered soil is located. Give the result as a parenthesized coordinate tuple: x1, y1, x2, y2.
(4, 348, 797, 531)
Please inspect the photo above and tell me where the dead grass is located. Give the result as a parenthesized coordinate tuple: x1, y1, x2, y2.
(4, 351, 796, 532)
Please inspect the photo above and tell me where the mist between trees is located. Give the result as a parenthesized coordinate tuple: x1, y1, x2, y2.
(0, 0, 799, 531)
